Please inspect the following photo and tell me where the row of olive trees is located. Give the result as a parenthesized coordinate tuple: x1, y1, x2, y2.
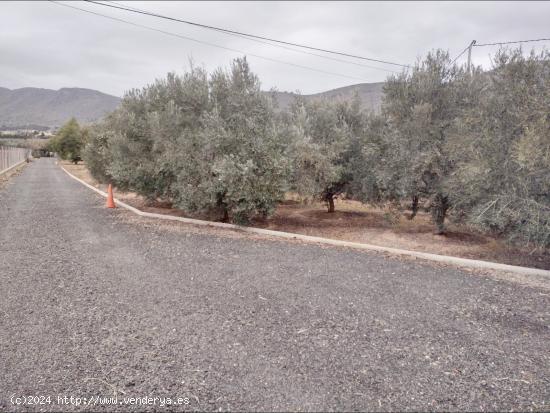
(84, 58, 371, 224)
(353, 47, 550, 246)
(83, 50, 549, 247)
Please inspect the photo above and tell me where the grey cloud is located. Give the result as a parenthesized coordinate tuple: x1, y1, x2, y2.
(1, 1, 549, 97)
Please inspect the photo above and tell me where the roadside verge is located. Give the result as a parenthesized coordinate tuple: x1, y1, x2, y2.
(0, 159, 27, 177)
(60, 164, 550, 278)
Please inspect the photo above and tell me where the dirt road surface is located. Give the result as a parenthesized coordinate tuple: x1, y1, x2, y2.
(1, 159, 549, 411)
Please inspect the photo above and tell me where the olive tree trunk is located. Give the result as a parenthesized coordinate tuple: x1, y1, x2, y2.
(326, 195, 335, 213)
(409, 195, 419, 220)
(431, 193, 449, 235)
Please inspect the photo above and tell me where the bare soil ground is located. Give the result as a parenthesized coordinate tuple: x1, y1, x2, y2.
(62, 161, 550, 270)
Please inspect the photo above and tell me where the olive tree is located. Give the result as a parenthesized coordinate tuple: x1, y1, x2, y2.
(87, 58, 287, 224)
(379, 50, 471, 233)
(85, 66, 210, 200)
(348, 112, 389, 205)
(82, 122, 114, 183)
(284, 97, 357, 212)
(169, 58, 288, 223)
(50, 118, 86, 164)
(449, 48, 550, 247)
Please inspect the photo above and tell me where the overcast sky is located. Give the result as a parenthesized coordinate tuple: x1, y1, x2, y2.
(1, 1, 550, 97)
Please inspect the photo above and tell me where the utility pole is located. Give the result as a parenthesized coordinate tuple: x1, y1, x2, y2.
(467, 40, 476, 74)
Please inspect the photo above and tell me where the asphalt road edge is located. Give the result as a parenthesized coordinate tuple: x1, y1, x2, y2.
(60, 164, 550, 278)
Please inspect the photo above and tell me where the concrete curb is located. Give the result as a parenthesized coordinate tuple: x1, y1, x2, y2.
(60, 165, 550, 278)
(0, 159, 27, 177)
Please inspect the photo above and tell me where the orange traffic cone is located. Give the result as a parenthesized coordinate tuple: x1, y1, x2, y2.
(106, 184, 116, 208)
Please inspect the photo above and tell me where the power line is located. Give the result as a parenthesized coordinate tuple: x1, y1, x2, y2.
(85, 0, 410, 68)
(475, 37, 550, 47)
(451, 44, 471, 64)
(49, 1, 374, 82)
(101, 0, 399, 74)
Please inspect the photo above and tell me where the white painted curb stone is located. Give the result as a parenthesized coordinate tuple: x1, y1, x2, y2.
(60, 165, 550, 278)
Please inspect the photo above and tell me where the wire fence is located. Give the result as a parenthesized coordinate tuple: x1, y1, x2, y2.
(0, 146, 29, 175)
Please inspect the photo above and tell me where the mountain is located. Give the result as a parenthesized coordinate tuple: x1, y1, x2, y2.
(0, 87, 121, 129)
(0, 82, 384, 130)
(268, 82, 384, 112)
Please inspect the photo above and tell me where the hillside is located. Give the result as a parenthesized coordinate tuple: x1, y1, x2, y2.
(268, 82, 384, 112)
(0, 87, 121, 129)
(0, 82, 384, 129)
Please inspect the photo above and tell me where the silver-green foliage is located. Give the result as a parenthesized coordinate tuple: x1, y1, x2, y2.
(84, 49, 550, 247)
(50, 118, 86, 164)
(82, 122, 114, 183)
(169, 59, 288, 223)
(283, 96, 361, 212)
(368, 50, 474, 233)
(450, 48, 550, 247)
(85, 58, 287, 224)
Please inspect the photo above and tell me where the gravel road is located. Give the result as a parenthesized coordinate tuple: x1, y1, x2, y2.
(1, 158, 549, 412)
